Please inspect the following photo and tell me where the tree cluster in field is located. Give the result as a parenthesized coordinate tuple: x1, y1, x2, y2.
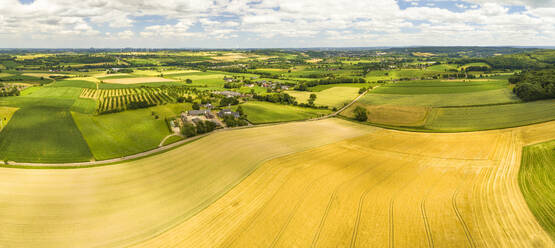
(252, 92, 296, 105)
(294, 77, 366, 91)
(510, 70, 555, 101)
(219, 97, 240, 107)
(353, 106, 368, 121)
(107, 68, 133, 74)
(222, 115, 248, 127)
(181, 120, 218, 138)
(0, 86, 20, 97)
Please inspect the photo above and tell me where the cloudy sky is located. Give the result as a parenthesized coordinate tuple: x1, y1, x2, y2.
(0, 0, 554, 48)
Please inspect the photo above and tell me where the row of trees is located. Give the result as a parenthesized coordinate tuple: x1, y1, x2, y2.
(294, 77, 367, 91)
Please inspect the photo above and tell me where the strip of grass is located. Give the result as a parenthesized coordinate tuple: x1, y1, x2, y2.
(241, 101, 330, 124)
(425, 100, 555, 131)
(371, 80, 507, 94)
(519, 140, 555, 240)
(358, 88, 520, 107)
(0, 106, 93, 163)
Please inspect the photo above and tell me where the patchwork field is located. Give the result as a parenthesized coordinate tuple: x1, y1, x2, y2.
(240, 101, 331, 124)
(0, 119, 374, 247)
(102, 77, 175, 84)
(136, 120, 555, 248)
(287, 87, 360, 108)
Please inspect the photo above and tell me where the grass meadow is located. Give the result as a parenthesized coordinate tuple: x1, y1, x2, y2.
(0, 106, 92, 162)
(72, 103, 190, 160)
(425, 100, 555, 131)
(519, 140, 555, 240)
(240, 101, 330, 124)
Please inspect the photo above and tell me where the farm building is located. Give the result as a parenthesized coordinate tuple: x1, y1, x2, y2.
(187, 110, 209, 116)
(218, 109, 240, 119)
(216, 91, 243, 98)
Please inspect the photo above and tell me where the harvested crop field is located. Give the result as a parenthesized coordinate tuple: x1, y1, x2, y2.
(137, 120, 555, 248)
(0, 119, 373, 247)
(102, 77, 175, 84)
(0, 119, 553, 247)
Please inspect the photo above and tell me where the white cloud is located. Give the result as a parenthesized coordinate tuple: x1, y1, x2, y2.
(0, 0, 553, 47)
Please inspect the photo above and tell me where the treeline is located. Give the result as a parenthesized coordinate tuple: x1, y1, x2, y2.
(510, 70, 555, 101)
(252, 92, 296, 104)
(294, 77, 366, 91)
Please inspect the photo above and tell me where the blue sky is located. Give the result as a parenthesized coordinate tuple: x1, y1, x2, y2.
(0, 0, 554, 48)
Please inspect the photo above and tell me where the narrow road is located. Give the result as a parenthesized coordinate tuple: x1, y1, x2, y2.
(5, 87, 373, 168)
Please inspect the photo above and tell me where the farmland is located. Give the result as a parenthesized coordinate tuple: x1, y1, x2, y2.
(240, 101, 331, 124)
(0, 47, 553, 248)
(0, 119, 375, 247)
(519, 140, 555, 240)
(425, 100, 555, 131)
(0, 119, 549, 247)
(286, 87, 360, 108)
(72, 103, 191, 160)
(137, 121, 555, 248)
(0, 106, 92, 162)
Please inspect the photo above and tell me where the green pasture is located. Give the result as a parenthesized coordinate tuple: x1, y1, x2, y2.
(370, 79, 508, 94)
(72, 103, 191, 160)
(519, 140, 555, 240)
(240, 101, 330, 124)
(358, 88, 520, 107)
(0, 106, 92, 163)
(425, 100, 555, 131)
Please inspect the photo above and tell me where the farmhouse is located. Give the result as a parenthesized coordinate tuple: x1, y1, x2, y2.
(216, 91, 243, 97)
(187, 110, 209, 116)
(218, 109, 240, 118)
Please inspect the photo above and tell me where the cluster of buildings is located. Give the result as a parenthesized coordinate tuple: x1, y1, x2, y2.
(168, 105, 242, 134)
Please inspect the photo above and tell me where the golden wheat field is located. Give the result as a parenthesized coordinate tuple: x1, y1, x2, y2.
(0, 119, 553, 247)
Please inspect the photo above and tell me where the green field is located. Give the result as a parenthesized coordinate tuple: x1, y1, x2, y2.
(425, 100, 555, 131)
(240, 101, 330, 124)
(358, 88, 520, 107)
(286, 87, 360, 108)
(519, 140, 555, 240)
(72, 103, 190, 160)
(0, 106, 92, 162)
(308, 83, 371, 92)
(371, 80, 508, 94)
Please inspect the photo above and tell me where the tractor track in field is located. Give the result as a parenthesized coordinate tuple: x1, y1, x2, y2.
(348, 161, 416, 248)
(309, 161, 383, 248)
(225, 151, 360, 247)
(271, 155, 369, 248)
(420, 200, 434, 248)
(452, 176, 477, 248)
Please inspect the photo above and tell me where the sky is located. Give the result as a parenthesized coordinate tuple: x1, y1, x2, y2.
(0, 0, 554, 48)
